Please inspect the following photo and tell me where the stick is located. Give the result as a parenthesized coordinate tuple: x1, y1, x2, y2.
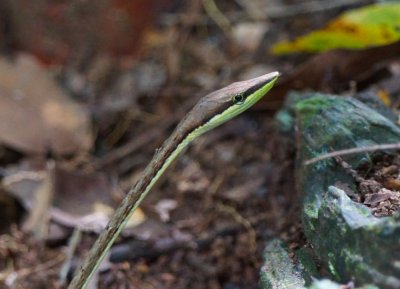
(304, 142, 400, 165)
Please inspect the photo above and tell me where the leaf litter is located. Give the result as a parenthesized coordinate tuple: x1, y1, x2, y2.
(0, 1, 399, 289)
(359, 154, 400, 217)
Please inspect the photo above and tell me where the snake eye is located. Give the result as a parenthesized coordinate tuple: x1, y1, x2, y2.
(232, 93, 244, 105)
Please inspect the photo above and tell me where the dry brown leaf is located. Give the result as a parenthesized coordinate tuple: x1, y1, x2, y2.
(364, 189, 394, 205)
(3, 163, 115, 231)
(0, 54, 92, 154)
(3, 159, 147, 233)
(257, 41, 400, 110)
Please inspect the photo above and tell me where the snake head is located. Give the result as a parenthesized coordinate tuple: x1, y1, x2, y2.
(182, 71, 280, 138)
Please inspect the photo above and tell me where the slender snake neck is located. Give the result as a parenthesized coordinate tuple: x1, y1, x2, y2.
(68, 72, 279, 289)
(68, 124, 194, 288)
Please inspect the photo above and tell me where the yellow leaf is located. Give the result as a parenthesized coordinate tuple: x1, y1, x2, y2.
(272, 3, 400, 55)
(377, 90, 391, 107)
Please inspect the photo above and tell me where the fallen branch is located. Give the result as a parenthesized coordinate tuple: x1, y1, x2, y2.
(109, 213, 268, 263)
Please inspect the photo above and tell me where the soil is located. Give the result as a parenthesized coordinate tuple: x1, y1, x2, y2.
(360, 154, 400, 217)
(0, 118, 297, 289)
(338, 153, 400, 217)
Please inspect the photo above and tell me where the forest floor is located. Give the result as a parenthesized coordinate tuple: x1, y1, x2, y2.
(0, 0, 398, 288)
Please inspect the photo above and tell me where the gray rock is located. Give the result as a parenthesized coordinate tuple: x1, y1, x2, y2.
(295, 94, 400, 288)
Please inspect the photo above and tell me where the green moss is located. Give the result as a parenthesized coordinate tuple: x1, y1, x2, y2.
(296, 248, 320, 283)
(295, 96, 333, 112)
(295, 95, 335, 126)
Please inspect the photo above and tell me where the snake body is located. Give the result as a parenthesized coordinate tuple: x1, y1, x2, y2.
(68, 71, 280, 288)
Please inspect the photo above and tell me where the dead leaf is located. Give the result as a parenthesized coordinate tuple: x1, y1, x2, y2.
(257, 41, 400, 110)
(223, 177, 265, 202)
(154, 199, 178, 222)
(125, 207, 147, 229)
(364, 189, 394, 205)
(0, 54, 92, 154)
(377, 90, 391, 106)
(384, 177, 400, 191)
(2, 163, 117, 232)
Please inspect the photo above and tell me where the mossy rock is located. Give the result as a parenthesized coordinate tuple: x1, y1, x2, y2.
(260, 239, 307, 289)
(259, 238, 378, 289)
(294, 94, 400, 288)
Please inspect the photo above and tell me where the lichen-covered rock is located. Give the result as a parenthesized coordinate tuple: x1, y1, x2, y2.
(259, 238, 379, 289)
(260, 239, 307, 289)
(295, 94, 400, 288)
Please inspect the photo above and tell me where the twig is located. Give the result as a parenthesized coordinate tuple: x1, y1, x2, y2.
(22, 161, 55, 240)
(92, 98, 194, 169)
(216, 203, 257, 253)
(104, 110, 135, 148)
(333, 156, 365, 184)
(304, 142, 400, 165)
(110, 226, 238, 262)
(59, 229, 82, 286)
(92, 120, 173, 169)
(201, 0, 231, 33)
